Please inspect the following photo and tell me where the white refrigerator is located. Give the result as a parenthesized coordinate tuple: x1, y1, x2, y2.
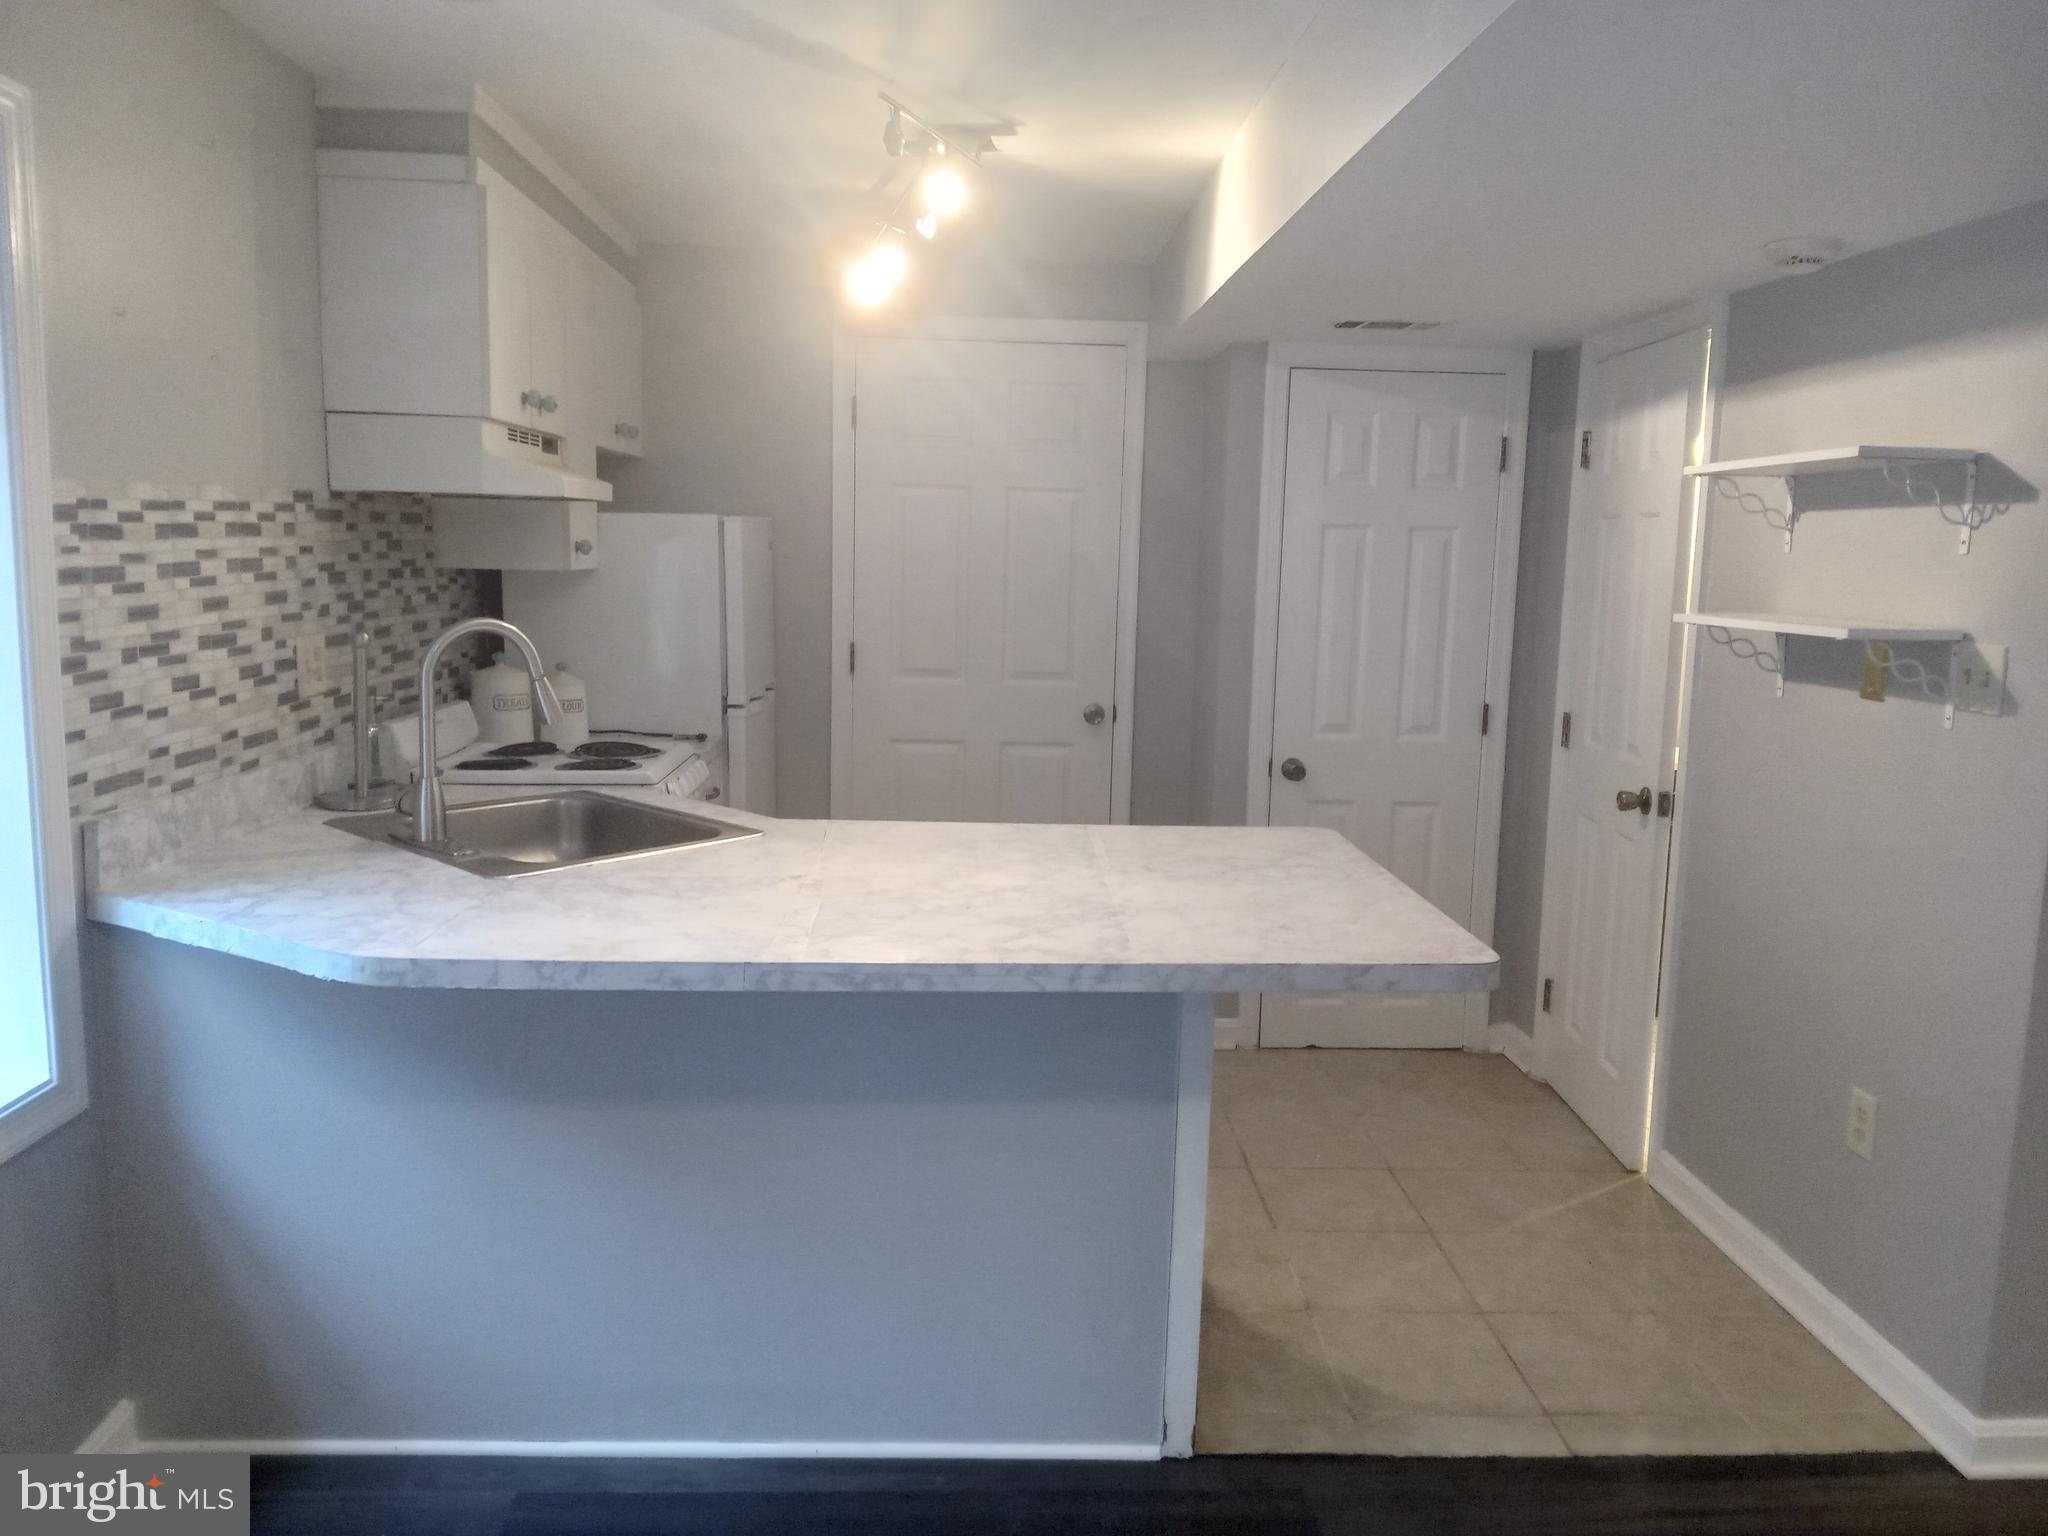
(504, 512, 776, 812)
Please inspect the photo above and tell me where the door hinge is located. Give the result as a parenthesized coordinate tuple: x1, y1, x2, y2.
(1266, 756, 1273, 778)
(848, 640, 856, 673)
(1480, 701, 1491, 736)
(1579, 429, 1593, 469)
(1657, 789, 1674, 818)
(1559, 710, 1572, 749)
(1499, 435, 1511, 473)
(1542, 977, 1554, 1013)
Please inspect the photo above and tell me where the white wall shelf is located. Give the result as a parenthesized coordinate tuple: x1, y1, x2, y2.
(1684, 445, 1991, 551)
(1676, 613, 1967, 643)
(1677, 613, 1999, 727)
(1684, 446, 1976, 478)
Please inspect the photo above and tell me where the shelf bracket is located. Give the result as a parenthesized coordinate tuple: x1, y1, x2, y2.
(1877, 458, 2002, 555)
(1707, 475, 1797, 551)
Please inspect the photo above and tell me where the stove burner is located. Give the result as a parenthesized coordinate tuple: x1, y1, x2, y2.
(489, 741, 560, 757)
(559, 759, 634, 771)
(574, 740, 661, 760)
(454, 758, 531, 771)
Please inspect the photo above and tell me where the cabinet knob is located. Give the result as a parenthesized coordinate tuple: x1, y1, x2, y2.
(573, 539, 594, 557)
(520, 389, 538, 409)
(539, 395, 559, 414)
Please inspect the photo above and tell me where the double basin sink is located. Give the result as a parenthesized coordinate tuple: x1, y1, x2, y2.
(327, 790, 759, 878)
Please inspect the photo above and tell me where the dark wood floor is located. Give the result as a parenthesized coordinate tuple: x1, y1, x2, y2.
(249, 1453, 2048, 1535)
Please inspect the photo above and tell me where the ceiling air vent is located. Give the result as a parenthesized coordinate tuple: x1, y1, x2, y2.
(1764, 237, 1847, 274)
(1334, 319, 1441, 331)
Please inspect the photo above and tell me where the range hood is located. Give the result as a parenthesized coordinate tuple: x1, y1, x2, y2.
(326, 413, 613, 501)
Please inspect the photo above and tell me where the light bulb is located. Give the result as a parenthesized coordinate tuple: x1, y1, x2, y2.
(871, 241, 908, 281)
(844, 241, 908, 307)
(920, 165, 967, 218)
(914, 211, 938, 240)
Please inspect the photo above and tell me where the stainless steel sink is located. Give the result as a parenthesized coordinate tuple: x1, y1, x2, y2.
(326, 791, 760, 877)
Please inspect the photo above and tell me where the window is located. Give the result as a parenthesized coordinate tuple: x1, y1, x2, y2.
(0, 75, 85, 1164)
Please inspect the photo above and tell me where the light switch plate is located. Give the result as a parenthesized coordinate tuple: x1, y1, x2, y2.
(1949, 641, 2007, 718)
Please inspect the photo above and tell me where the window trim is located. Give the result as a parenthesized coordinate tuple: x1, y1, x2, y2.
(0, 72, 87, 1166)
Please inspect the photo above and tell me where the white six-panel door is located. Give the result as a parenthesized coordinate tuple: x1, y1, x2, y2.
(1263, 368, 1511, 1048)
(847, 337, 1127, 822)
(1537, 324, 1709, 1167)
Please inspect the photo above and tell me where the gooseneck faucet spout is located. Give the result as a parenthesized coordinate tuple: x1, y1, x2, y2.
(411, 618, 564, 847)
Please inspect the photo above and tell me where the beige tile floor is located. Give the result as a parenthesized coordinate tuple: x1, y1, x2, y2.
(1197, 1047, 1930, 1458)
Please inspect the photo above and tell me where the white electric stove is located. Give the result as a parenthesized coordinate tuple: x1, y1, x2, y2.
(437, 732, 716, 799)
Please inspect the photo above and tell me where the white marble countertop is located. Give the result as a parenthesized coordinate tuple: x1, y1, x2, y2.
(87, 788, 1499, 994)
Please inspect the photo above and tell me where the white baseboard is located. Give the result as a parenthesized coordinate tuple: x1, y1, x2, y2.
(1651, 1152, 2048, 1479)
(137, 1438, 1159, 1461)
(1487, 1020, 1541, 1077)
(77, 1398, 139, 1454)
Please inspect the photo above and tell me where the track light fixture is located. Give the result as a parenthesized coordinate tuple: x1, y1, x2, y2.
(843, 94, 1011, 308)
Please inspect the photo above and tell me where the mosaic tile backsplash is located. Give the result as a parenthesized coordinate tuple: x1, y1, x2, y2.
(53, 484, 490, 821)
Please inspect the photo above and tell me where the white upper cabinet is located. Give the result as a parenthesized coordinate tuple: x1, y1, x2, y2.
(318, 161, 643, 459)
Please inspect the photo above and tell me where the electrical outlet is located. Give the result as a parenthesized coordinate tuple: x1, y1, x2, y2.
(1949, 641, 2008, 718)
(293, 633, 329, 695)
(1846, 1088, 1877, 1160)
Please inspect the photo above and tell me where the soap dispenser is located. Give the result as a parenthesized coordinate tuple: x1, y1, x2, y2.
(546, 663, 589, 750)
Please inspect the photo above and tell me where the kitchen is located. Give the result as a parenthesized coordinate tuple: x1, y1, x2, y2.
(3, 2, 2048, 1531)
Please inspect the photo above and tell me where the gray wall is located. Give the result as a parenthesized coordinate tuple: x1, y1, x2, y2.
(1189, 345, 1267, 827)
(0, 0, 335, 1450)
(98, 930, 1183, 1447)
(1132, 363, 1207, 824)
(0, 1116, 119, 1452)
(607, 249, 1207, 822)
(1663, 197, 2048, 1414)
(0, 0, 325, 490)
(1489, 347, 1579, 1030)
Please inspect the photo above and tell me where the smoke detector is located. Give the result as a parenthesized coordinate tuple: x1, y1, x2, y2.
(1764, 237, 1847, 273)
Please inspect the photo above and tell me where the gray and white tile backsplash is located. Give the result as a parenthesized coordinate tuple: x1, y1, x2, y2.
(53, 484, 490, 822)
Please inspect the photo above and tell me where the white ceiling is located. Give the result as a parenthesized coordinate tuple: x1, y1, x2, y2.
(215, 0, 1322, 264)
(1170, 0, 2048, 352)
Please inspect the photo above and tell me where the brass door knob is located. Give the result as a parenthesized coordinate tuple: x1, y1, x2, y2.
(1082, 703, 1106, 726)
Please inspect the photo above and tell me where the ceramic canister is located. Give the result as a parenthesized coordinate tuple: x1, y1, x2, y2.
(472, 650, 535, 745)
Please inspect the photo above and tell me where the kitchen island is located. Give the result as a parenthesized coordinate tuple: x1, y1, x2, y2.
(87, 792, 1494, 1459)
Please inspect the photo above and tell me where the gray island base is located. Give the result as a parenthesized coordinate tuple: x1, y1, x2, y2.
(87, 802, 1494, 1458)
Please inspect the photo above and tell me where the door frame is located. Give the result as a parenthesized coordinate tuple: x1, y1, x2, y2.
(0, 74, 88, 1165)
(1531, 296, 1727, 1166)
(1246, 342, 1532, 1050)
(829, 317, 1148, 821)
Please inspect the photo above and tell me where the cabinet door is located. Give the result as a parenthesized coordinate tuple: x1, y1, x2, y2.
(598, 264, 645, 457)
(317, 177, 490, 417)
(526, 216, 573, 431)
(562, 240, 607, 458)
(481, 182, 536, 425)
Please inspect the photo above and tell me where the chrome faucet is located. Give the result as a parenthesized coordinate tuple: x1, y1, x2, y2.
(410, 618, 563, 847)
